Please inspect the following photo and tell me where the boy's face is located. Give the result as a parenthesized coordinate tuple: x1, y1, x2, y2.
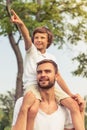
(33, 33, 49, 53)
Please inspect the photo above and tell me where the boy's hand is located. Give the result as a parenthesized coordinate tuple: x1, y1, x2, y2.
(72, 94, 85, 112)
(11, 9, 23, 26)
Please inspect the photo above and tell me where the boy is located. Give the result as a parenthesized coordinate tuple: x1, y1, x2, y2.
(11, 10, 85, 130)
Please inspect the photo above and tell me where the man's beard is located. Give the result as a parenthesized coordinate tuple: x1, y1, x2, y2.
(37, 79, 55, 90)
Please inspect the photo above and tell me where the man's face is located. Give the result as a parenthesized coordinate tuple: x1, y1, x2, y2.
(33, 33, 48, 53)
(37, 63, 57, 89)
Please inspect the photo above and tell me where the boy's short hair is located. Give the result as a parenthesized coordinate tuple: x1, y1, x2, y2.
(37, 59, 58, 74)
(32, 26, 53, 48)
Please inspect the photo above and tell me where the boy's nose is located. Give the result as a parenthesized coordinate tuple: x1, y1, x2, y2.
(38, 37, 41, 41)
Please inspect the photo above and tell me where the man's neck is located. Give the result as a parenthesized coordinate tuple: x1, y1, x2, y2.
(40, 87, 55, 102)
(39, 88, 58, 114)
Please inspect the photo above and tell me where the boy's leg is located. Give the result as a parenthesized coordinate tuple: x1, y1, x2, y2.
(61, 97, 85, 130)
(24, 85, 41, 130)
(24, 85, 41, 100)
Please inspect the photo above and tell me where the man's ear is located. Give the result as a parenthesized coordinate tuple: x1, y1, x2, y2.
(55, 74, 58, 81)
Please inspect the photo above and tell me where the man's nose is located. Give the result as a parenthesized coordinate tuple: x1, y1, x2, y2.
(41, 71, 46, 76)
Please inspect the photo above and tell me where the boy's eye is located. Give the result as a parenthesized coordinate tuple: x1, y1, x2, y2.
(41, 36, 45, 39)
(34, 36, 46, 39)
(34, 36, 38, 39)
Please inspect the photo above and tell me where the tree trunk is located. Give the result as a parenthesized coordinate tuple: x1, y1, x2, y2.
(8, 32, 23, 101)
(37, 0, 41, 5)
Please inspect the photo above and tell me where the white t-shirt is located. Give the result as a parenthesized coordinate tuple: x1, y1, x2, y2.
(23, 44, 57, 88)
(12, 97, 73, 130)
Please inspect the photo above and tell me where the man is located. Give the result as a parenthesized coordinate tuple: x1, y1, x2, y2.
(11, 59, 85, 130)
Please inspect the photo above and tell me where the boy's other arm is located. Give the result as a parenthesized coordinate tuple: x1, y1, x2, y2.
(56, 72, 73, 96)
(11, 9, 32, 50)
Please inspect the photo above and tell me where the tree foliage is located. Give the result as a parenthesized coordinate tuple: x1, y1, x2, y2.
(72, 53, 87, 77)
(0, 0, 87, 99)
(0, 90, 15, 130)
(0, 0, 87, 45)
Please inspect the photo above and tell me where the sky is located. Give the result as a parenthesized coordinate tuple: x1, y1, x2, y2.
(0, 35, 87, 98)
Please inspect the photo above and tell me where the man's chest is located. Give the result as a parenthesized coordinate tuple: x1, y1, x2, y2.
(34, 108, 66, 130)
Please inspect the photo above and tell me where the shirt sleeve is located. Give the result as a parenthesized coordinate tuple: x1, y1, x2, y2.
(12, 97, 23, 126)
(26, 44, 36, 54)
(64, 109, 74, 129)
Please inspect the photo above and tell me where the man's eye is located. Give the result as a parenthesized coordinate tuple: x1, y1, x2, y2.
(45, 70, 51, 73)
(37, 71, 42, 74)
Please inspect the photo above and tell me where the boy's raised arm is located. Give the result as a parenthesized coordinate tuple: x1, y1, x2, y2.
(11, 9, 32, 50)
(56, 71, 73, 96)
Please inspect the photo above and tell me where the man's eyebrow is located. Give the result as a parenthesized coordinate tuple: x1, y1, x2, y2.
(45, 69, 51, 71)
(37, 70, 42, 73)
(37, 69, 51, 72)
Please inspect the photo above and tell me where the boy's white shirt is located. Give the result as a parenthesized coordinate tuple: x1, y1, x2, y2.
(23, 44, 57, 88)
(12, 97, 74, 130)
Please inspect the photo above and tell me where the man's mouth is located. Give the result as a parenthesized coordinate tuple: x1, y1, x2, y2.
(39, 78, 49, 82)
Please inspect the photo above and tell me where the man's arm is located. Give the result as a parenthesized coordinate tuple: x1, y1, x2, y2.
(64, 128, 75, 130)
(11, 92, 36, 130)
(56, 72, 73, 96)
(64, 94, 85, 130)
(11, 10, 32, 50)
(11, 105, 28, 130)
(72, 94, 85, 122)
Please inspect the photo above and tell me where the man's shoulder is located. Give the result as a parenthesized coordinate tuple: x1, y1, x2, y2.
(15, 97, 23, 106)
(58, 105, 69, 115)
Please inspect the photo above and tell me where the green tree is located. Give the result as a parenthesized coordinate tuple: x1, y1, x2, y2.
(0, 90, 15, 130)
(0, 0, 87, 99)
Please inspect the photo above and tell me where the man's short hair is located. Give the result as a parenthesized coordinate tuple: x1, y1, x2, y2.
(37, 59, 58, 74)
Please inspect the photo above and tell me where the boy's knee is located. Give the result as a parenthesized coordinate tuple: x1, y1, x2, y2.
(29, 100, 40, 118)
(69, 100, 80, 112)
(29, 107, 38, 117)
(61, 97, 80, 113)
